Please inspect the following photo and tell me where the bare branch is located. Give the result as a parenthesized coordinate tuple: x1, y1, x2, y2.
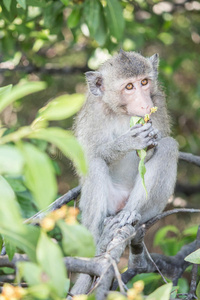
(0, 63, 89, 75)
(25, 185, 81, 224)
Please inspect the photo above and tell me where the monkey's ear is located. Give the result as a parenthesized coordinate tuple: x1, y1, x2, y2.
(85, 71, 104, 97)
(149, 53, 159, 75)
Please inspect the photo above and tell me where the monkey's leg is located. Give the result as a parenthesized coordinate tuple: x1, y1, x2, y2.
(79, 157, 111, 243)
(125, 137, 178, 223)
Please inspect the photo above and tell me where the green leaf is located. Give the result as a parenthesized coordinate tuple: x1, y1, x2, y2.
(3, 0, 12, 11)
(0, 176, 40, 261)
(28, 128, 87, 175)
(130, 116, 143, 127)
(0, 176, 23, 229)
(67, 7, 81, 29)
(146, 283, 172, 300)
(36, 231, 69, 296)
(20, 143, 57, 210)
(26, 0, 46, 7)
(185, 249, 200, 264)
(154, 226, 180, 246)
(0, 84, 12, 96)
(0, 81, 46, 113)
(58, 221, 95, 257)
(94, 3, 107, 46)
(196, 281, 200, 300)
(84, 0, 101, 36)
(4, 237, 16, 261)
(38, 93, 85, 121)
(104, 0, 125, 41)
(18, 262, 43, 286)
(0, 145, 24, 175)
(17, 262, 50, 299)
(138, 150, 147, 197)
(60, 0, 69, 6)
(16, 0, 26, 9)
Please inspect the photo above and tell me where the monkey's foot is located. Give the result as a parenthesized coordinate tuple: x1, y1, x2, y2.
(117, 210, 141, 227)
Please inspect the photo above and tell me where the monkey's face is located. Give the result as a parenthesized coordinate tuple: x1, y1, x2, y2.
(85, 51, 159, 117)
(119, 76, 154, 117)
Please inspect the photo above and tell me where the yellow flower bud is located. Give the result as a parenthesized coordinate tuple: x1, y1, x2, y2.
(40, 217, 55, 231)
(51, 205, 68, 220)
(144, 114, 150, 123)
(73, 295, 88, 300)
(127, 288, 138, 299)
(150, 106, 158, 113)
(133, 280, 144, 293)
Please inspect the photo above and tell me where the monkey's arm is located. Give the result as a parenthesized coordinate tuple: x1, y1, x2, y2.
(96, 123, 158, 164)
(114, 137, 178, 224)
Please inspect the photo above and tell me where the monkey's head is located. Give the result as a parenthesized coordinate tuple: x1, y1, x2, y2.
(85, 50, 159, 117)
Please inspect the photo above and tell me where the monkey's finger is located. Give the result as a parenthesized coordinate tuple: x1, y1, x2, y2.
(126, 211, 141, 225)
(140, 127, 158, 138)
(148, 129, 159, 138)
(147, 139, 158, 147)
(131, 122, 151, 135)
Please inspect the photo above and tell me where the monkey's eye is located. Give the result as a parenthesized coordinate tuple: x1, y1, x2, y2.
(125, 83, 134, 90)
(141, 79, 148, 86)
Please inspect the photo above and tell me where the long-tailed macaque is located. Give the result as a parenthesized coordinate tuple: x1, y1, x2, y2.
(75, 50, 178, 245)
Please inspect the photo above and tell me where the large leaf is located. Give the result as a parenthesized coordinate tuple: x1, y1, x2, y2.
(36, 231, 69, 297)
(0, 176, 40, 261)
(94, 3, 107, 46)
(3, 0, 12, 11)
(0, 84, 12, 96)
(0, 81, 46, 113)
(67, 7, 81, 28)
(104, 0, 125, 41)
(185, 249, 200, 264)
(58, 220, 95, 257)
(16, 0, 26, 9)
(146, 283, 172, 300)
(20, 143, 57, 210)
(18, 262, 50, 299)
(26, 0, 47, 7)
(0, 145, 24, 175)
(28, 127, 87, 175)
(154, 226, 179, 246)
(84, 0, 101, 36)
(38, 93, 85, 121)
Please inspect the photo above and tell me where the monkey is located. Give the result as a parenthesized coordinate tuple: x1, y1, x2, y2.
(70, 50, 178, 296)
(75, 50, 178, 243)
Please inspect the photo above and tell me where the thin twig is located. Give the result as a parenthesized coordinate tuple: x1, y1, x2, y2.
(143, 243, 168, 284)
(106, 254, 125, 293)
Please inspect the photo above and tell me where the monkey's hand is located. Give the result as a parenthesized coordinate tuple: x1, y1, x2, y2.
(118, 123, 158, 152)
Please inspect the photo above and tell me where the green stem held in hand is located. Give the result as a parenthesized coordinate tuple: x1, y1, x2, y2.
(130, 107, 158, 198)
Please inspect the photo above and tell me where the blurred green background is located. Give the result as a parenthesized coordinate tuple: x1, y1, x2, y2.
(0, 0, 199, 210)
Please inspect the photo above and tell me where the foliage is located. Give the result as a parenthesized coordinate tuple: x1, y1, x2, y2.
(0, 0, 199, 299)
(0, 82, 94, 299)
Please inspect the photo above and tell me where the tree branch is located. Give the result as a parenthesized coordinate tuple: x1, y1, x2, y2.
(0, 63, 89, 75)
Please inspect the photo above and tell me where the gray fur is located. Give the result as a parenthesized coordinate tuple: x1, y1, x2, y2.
(75, 50, 178, 244)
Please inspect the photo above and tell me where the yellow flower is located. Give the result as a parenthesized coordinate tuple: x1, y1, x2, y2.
(40, 217, 55, 231)
(1, 284, 26, 299)
(51, 205, 68, 220)
(150, 106, 158, 113)
(73, 295, 88, 300)
(68, 207, 79, 217)
(133, 280, 144, 293)
(127, 288, 138, 300)
(144, 114, 150, 123)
